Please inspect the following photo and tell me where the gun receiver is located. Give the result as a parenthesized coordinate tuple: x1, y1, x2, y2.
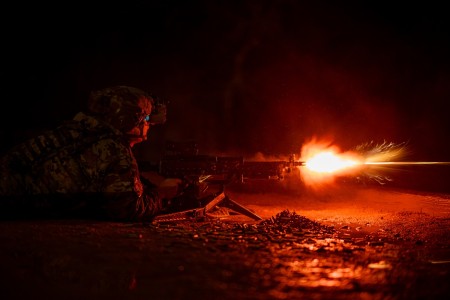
(151, 141, 304, 223)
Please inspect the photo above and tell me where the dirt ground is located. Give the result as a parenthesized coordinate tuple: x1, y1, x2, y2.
(1, 181, 450, 300)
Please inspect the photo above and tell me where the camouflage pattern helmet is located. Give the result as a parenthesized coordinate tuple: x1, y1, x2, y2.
(88, 86, 154, 132)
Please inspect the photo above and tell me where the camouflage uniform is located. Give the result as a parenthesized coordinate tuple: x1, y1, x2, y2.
(0, 86, 163, 221)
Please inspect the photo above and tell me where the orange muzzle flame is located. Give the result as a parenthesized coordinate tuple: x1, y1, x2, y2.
(304, 151, 360, 173)
(299, 138, 450, 188)
(298, 138, 403, 187)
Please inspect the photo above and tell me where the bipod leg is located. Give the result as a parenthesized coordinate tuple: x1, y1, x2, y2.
(204, 192, 262, 221)
(152, 207, 206, 224)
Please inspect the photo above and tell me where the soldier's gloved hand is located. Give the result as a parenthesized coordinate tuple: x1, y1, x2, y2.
(159, 180, 204, 213)
(157, 178, 184, 201)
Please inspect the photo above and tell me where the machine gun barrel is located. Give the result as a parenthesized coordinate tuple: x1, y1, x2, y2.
(241, 160, 304, 180)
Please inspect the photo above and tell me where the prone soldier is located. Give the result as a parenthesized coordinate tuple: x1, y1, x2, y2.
(0, 86, 181, 221)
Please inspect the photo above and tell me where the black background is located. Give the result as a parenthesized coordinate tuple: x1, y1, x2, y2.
(2, 1, 450, 162)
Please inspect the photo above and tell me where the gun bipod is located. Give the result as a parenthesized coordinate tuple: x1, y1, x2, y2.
(152, 191, 262, 224)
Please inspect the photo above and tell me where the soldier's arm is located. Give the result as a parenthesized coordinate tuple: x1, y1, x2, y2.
(92, 140, 164, 221)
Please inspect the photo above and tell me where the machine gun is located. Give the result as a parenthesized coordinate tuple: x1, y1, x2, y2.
(147, 141, 304, 223)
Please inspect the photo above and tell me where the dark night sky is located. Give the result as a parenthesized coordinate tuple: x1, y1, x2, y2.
(2, 1, 450, 161)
